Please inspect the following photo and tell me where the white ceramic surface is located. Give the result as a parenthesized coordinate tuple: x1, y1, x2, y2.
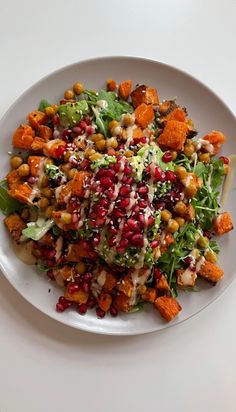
(0, 56, 235, 335)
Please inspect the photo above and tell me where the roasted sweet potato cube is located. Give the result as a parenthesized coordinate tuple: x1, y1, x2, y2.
(177, 269, 196, 287)
(43, 139, 67, 158)
(98, 292, 112, 312)
(12, 124, 35, 150)
(166, 108, 186, 122)
(4, 213, 26, 242)
(132, 127, 143, 140)
(117, 275, 134, 298)
(55, 181, 73, 205)
(154, 296, 182, 322)
(27, 110, 47, 129)
(8, 183, 33, 204)
(118, 80, 132, 100)
(103, 272, 117, 291)
(38, 233, 55, 246)
(135, 103, 154, 128)
(203, 130, 226, 155)
(184, 204, 195, 221)
(141, 287, 157, 303)
(106, 79, 117, 91)
(64, 285, 88, 304)
(158, 100, 177, 116)
(198, 260, 224, 283)
(66, 241, 91, 261)
(6, 170, 22, 190)
(28, 156, 44, 176)
(156, 274, 170, 292)
(213, 212, 233, 235)
(113, 292, 131, 312)
(39, 125, 53, 141)
(131, 85, 159, 108)
(53, 265, 75, 286)
(71, 171, 91, 197)
(31, 137, 46, 152)
(157, 120, 188, 151)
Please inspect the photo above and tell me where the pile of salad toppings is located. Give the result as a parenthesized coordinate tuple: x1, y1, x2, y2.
(1, 78, 233, 322)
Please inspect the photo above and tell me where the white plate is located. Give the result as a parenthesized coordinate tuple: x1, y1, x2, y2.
(0, 56, 235, 335)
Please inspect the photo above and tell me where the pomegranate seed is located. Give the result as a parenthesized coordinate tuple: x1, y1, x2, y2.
(86, 126, 94, 135)
(155, 200, 165, 209)
(125, 231, 134, 239)
(120, 198, 130, 208)
(138, 214, 145, 224)
(69, 157, 79, 167)
(139, 200, 147, 209)
(54, 145, 65, 158)
(117, 144, 124, 150)
(28, 176, 36, 184)
(184, 256, 193, 266)
(114, 162, 122, 173)
(219, 156, 229, 164)
(82, 240, 92, 251)
(154, 166, 165, 181)
(162, 152, 172, 163)
(113, 209, 125, 219)
(154, 267, 162, 279)
(133, 205, 140, 214)
(110, 226, 118, 235)
(108, 236, 116, 247)
(79, 159, 90, 170)
(58, 296, 67, 305)
(93, 234, 101, 246)
(72, 126, 83, 135)
(88, 251, 98, 259)
(131, 234, 144, 247)
(87, 296, 97, 308)
(116, 246, 126, 254)
(68, 283, 80, 293)
(119, 186, 130, 196)
(72, 213, 79, 223)
(46, 260, 55, 267)
(127, 218, 140, 232)
(53, 114, 59, 126)
(124, 165, 132, 174)
(119, 238, 129, 247)
(47, 270, 55, 280)
(107, 188, 115, 200)
(96, 307, 106, 318)
(100, 198, 109, 208)
(78, 304, 88, 315)
(126, 177, 134, 185)
(203, 229, 212, 239)
(97, 207, 106, 218)
(83, 273, 93, 282)
(56, 303, 65, 312)
(80, 121, 87, 130)
(107, 148, 116, 156)
(100, 177, 113, 188)
(165, 170, 177, 182)
(147, 215, 155, 227)
(84, 114, 91, 125)
(138, 186, 148, 195)
(110, 306, 118, 317)
(82, 282, 90, 293)
(190, 263, 196, 271)
(151, 240, 159, 248)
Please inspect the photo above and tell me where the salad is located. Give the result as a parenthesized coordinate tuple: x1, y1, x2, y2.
(1, 78, 233, 322)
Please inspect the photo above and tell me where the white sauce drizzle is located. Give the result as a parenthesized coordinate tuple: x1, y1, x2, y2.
(195, 138, 214, 154)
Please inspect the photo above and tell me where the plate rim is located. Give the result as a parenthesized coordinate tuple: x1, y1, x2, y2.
(0, 55, 235, 335)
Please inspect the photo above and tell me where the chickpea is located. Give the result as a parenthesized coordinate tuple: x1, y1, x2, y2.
(197, 236, 209, 248)
(175, 217, 185, 227)
(10, 155, 23, 169)
(185, 183, 198, 198)
(39, 175, 49, 188)
(75, 261, 86, 274)
(123, 113, 135, 127)
(175, 166, 188, 179)
(84, 148, 96, 159)
(224, 164, 229, 174)
(174, 201, 187, 216)
(61, 212, 72, 224)
(67, 168, 77, 180)
(167, 219, 179, 233)
(89, 153, 103, 161)
(38, 197, 49, 209)
(106, 137, 118, 148)
(108, 120, 119, 131)
(91, 133, 104, 143)
(29, 208, 39, 221)
(52, 104, 58, 113)
(21, 208, 30, 221)
(205, 249, 217, 263)
(124, 150, 134, 158)
(95, 139, 106, 151)
(64, 151, 74, 162)
(139, 285, 147, 294)
(18, 163, 30, 177)
(45, 206, 54, 218)
(184, 143, 195, 157)
(197, 177, 203, 189)
(73, 82, 84, 95)
(192, 248, 201, 259)
(41, 187, 53, 198)
(161, 209, 172, 222)
(170, 151, 178, 161)
(44, 158, 54, 166)
(60, 163, 71, 174)
(199, 153, 210, 164)
(64, 89, 75, 100)
(44, 106, 56, 117)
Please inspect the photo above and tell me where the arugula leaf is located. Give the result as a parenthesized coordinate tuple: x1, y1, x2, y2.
(0, 179, 23, 215)
(22, 217, 54, 241)
(210, 159, 224, 190)
(38, 99, 50, 112)
(194, 161, 206, 177)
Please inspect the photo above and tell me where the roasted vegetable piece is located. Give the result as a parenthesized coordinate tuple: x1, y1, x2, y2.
(118, 80, 132, 100)
(28, 156, 45, 176)
(98, 292, 112, 312)
(71, 171, 91, 197)
(64, 286, 89, 303)
(132, 127, 143, 140)
(106, 79, 117, 91)
(8, 183, 33, 204)
(198, 260, 224, 283)
(66, 241, 92, 261)
(31, 137, 46, 152)
(12, 124, 35, 150)
(203, 130, 226, 155)
(43, 139, 67, 158)
(177, 269, 196, 287)
(135, 103, 154, 128)
(213, 212, 233, 235)
(166, 107, 186, 122)
(53, 266, 75, 286)
(27, 111, 47, 129)
(113, 292, 131, 312)
(154, 296, 182, 321)
(141, 287, 157, 303)
(156, 274, 170, 292)
(131, 85, 159, 108)
(4, 213, 26, 242)
(6, 170, 22, 190)
(157, 120, 188, 151)
(38, 125, 53, 141)
(117, 275, 134, 297)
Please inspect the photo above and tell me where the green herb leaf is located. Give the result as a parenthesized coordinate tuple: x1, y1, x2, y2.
(38, 99, 50, 112)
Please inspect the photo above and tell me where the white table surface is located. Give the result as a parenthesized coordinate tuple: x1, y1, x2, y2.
(0, 1, 236, 411)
